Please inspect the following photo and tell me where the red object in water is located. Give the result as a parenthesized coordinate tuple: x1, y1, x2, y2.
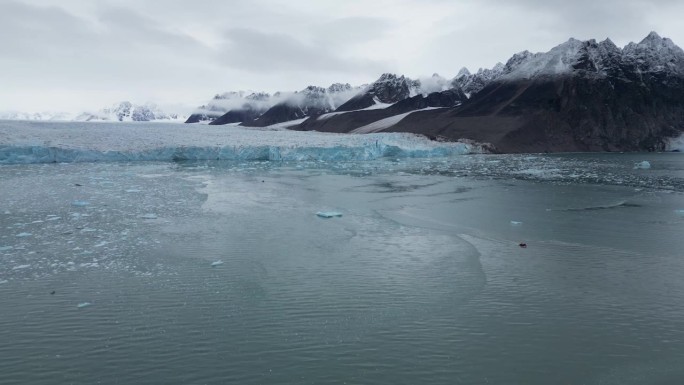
(519, 243, 527, 248)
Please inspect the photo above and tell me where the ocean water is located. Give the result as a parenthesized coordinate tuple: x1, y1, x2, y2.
(1, 149, 684, 384)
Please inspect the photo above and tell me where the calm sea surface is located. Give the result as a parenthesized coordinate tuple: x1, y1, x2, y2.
(1, 153, 684, 384)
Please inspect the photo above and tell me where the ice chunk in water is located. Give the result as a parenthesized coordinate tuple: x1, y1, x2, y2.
(140, 214, 158, 219)
(16, 232, 32, 237)
(12, 264, 31, 270)
(0, 280, 8, 284)
(77, 302, 92, 308)
(211, 260, 224, 267)
(510, 221, 523, 226)
(71, 201, 90, 207)
(634, 161, 651, 169)
(0, 246, 13, 251)
(316, 211, 343, 218)
(675, 209, 684, 217)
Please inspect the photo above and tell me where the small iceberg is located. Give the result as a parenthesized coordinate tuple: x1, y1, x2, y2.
(16, 232, 32, 238)
(77, 302, 92, 308)
(139, 214, 158, 219)
(510, 221, 523, 226)
(634, 161, 651, 169)
(71, 200, 90, 207)
(674, 209, 684, 217)
(316, 211, 343, 218)
(211, 260, 224, 267)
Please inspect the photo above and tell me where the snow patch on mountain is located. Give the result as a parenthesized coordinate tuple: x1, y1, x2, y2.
(350, 107, 445, 134)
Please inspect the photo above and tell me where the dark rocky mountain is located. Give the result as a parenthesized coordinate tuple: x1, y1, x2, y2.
(406, 33, 684, 151)
(294, 32, 684, 152)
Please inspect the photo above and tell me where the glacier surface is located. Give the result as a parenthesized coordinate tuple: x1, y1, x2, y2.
(0, 121, 484, 164)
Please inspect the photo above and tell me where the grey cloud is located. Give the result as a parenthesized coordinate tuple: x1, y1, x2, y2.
(219, 28, 386, 74)
(2, 0, 684, 112)
(311, 17, 396, 46)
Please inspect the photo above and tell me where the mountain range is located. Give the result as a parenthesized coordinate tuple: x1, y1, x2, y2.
(1, 102, 186, 123)
(189, 32, 684, 152)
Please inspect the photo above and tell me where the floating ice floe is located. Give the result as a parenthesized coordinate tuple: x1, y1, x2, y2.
(0, 246, 13, 251)
(634, 161, 651, 169)
(12, 264, 31, 270)
(139, 214, 158, 219)
(510, 221, 523, 226)
(16, 232, 32, 237)
(0, 280, 8, 284)
(316, 211, 343, 218)
(77, 302, 91, 308)
(211, 260, 224, 267)
(675, 209, 684, 217)
(71, 201, 90, 207)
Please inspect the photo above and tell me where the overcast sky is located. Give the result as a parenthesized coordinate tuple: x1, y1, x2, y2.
(2, 0, 684, 113)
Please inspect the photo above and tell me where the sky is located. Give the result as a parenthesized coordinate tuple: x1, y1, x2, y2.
(2, 0, 684, 114)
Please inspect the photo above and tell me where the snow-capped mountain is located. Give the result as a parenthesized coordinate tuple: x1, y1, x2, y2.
(336, 73, 420, 112)
(454, 31, 684, 85)
(242, 83, 359, 127)
(186, 91, 273, 124)
(0, 111, 74, 121)
(451, 64, 505, 97)
(76, 102, 184, 122)
(622, 31, 684, 77)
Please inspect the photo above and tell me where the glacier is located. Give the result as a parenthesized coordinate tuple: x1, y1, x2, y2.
(0, 121, 485, 164)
